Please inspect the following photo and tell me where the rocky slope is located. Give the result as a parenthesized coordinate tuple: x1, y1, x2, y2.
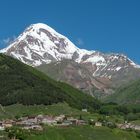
(1, 23, 140, 98)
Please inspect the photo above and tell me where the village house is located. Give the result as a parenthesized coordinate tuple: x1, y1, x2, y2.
(15, 116, 39, 128)
(16, 120, 24, 126)
(134, 125, 140, 130)
(23, 124, 43, 131)
(59, 120, 73, 126)
(77, 120, 87, 125)
(117, 123, 133, 130)
(82, 109, 88, 112)
(55, 115, 65, 122)
(117, 123, 140, 131)
(2, 120, 14, 128)
(36, 114, 44, 123)
(0, 121, 4, 131)
(67, 117, 78, 125)
(41, 116, 57, 126)
(95, 122, 102, 127)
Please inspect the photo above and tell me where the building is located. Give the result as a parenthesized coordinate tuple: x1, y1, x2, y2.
(23, 125, 43, 131)
(42, 116, 57, 126)
(82, 109, 87, 112)
(2, 120, 14, 128)
(95, 122, 102, 127)
(77, 120, 87, 125)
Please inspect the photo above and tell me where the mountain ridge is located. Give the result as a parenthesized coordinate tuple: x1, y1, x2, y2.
(1, 23, 140, 98)
(0, 23, 139, 68)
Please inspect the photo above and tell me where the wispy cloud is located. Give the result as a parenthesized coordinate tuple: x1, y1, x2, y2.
(0, 36, 16, 47)
(2, 38, 11, 44)
(76, 38, 84, 46)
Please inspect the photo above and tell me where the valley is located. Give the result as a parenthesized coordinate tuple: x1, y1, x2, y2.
(0, 23, 140, 140)
(0, 103, 140, 140)
(1, 23, 140, 100)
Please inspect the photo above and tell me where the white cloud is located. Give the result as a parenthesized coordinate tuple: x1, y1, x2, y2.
(76, 38, 84, 46)
(3, 38, 11, 44)
(0, 36, 16, 46)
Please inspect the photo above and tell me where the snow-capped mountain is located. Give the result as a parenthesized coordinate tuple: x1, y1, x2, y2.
(0, 23, 139, 74)
(1, 23, 140, 97)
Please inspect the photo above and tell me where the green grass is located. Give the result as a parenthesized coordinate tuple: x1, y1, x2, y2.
(27, 126, 140, 140)
(0, 103, 90, 119)
(0, 103, 125, 124)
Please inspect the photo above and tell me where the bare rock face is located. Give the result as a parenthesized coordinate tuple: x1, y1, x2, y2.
(1, 23, 140, 98)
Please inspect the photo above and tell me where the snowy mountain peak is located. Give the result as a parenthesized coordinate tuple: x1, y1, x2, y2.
(0, 23, 139, 78)
(0, 23, 80, 66)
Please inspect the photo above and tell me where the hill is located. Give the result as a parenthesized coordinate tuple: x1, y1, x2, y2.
(104, 79, 140, 104)
(0, 54, 100, 111)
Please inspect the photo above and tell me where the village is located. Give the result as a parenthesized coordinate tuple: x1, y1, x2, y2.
(0, 113, 140, 132)
(0, 114, 89, 131)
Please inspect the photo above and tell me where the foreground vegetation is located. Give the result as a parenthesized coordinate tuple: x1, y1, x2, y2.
(27, 126, 140, 140)
(4, 126, 140, 140)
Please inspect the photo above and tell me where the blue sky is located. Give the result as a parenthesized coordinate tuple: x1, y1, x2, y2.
(0, 0, 140, 63)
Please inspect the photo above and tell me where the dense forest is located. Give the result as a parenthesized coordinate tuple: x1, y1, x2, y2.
(0, 54, 100, 111)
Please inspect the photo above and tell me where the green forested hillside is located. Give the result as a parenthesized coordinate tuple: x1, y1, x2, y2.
(104, 79, 140, 104)
(0, 54, 100, 111)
